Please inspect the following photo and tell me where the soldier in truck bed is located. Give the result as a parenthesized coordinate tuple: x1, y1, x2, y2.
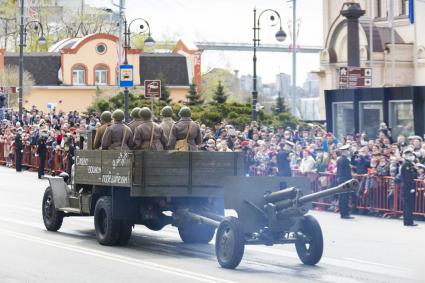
(133, 107, 167, 150)
(168, 106, 202, 151)
(93, 111, 112, 150)
(127, 107, 142, 133)
(101, 109, 133, 150)
(159, 106, 175, 140)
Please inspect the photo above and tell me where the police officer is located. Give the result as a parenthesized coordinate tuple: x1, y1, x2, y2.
(127, 107, 142, 133)
(400, 149, 418, 226)
(168, 106, 202, 151)
(133, 107, 167, 150)
(15, 127, 23, 172)
(337, 144, 354, 219)
(101, 109, 133, 150)
(37, 129, 48, 179)
(93, 111, 112, 150)
(159, 106, 175, 141)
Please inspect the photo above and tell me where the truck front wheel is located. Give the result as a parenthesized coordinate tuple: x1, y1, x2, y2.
(94, 196, 120, 246)
(42, 187, 64, 232)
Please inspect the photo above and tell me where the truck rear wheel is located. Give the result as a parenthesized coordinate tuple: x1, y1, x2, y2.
(117, 220, 132, 246)
(295, 215, 323, 265)
(215, 217, 245, 269)
(94, 196, 120, 246)
(178, 219, 216, 244)
(42, 187, 64, 232)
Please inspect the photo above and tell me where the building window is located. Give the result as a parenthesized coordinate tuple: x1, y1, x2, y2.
(389, 100, 414, 138)
(376, 0, 382, 18)
(359, 102, 383, 139)
(95, 66, 108, 85)
(72, 65, 86, 85)
(332, 102, 354, 139)
(96, 43, 107, 55)
(401, 0, 408, 16)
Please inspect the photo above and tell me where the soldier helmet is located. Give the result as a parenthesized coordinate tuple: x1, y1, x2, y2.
(100, 111, 112, 123)
(112, 109, 125, 122)
(178, 106, 192, 118)
(139, 107, 152, 120)
(161, 106, 173, 118)
(130, 107, 141, 119)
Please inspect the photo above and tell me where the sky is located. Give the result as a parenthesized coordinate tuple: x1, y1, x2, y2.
(86, 0, 323, 85)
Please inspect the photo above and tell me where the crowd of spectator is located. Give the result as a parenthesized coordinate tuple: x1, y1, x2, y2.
(2, 107, 425, 181)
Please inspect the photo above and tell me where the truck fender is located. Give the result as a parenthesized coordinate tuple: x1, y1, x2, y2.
(46, 177, 70, 209)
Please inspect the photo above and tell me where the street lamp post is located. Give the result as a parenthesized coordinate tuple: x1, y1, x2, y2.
(18, 0, 46, 122)
(122, 17, 154, 122)
(252, 8, 286, 122)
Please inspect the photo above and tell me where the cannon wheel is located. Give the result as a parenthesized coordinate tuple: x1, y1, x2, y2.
(42, 187, 64, 231)
(178, 219, 216, 244)
(215, 217, 245, 269)
(94, 196, 121, 246)
(295, 215, 323, 265)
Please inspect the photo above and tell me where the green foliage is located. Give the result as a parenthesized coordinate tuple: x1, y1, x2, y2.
(272, 94, 288, 115)
(213, 81, 227, 104)
(157, 73, 172, 104)
(186, 83, 203, 105)
(88, 92, 302, 130)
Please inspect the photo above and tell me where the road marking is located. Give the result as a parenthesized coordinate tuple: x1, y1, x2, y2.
(0, 229, 236, 283)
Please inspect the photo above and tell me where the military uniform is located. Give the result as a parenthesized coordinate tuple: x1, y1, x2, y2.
(37, 135, 47, 178)
(101, 110, 133, 150)
(160, 117, 175, 141)
(133, 121, 167, 150)
(168, 118, 202, 151)
(101, 122, 133, 150)
(400, 152, 418, 226)
(93, 122, 110, 149)
(14, 131, 23, 172)
(127, 107, 143, 133)
(337, 145, 353, 218)
(93, 111, 112, 150)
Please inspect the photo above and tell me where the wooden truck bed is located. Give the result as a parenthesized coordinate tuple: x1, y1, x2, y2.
(74, 150, 245, 198)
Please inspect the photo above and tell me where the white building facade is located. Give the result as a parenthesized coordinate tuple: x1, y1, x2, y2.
(318, 0, 425, 119)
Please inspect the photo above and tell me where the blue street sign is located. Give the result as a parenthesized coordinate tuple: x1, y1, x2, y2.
(119, 65, 134, 87)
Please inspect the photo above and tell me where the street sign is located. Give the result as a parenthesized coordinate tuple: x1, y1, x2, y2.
(339, 67, 372, 89)
(119, 65, 134, 87)
(0, 86, 16, 94)
(144, 80, 161, 97)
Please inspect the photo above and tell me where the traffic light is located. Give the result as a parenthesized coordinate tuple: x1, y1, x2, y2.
(0, 94, 5, 108)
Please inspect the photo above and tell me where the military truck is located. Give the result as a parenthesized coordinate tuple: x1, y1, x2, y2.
(42, 149, 358, 269)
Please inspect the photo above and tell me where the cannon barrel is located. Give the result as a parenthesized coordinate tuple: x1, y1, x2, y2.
(298, 179, 359, 205)
(264, 187, 297, 203)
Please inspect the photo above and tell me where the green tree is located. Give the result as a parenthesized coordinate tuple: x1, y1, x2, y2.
(272, 93, 288, 115)
(213, 81, 227, 104)
(186, 83, 203, 105)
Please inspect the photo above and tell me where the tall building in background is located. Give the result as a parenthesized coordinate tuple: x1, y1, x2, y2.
(239, 74, 262, 94)
(276, 73, 291, 99)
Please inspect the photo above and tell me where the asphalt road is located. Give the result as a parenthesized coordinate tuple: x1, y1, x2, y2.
(0, 166, 424, 283)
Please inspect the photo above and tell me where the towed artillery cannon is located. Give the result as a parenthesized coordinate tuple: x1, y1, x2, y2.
(41, 150, 358, 270)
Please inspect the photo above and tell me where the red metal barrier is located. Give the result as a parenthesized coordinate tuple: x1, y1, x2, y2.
(0, 142, 5, 165)
(414, 180, 425, 216)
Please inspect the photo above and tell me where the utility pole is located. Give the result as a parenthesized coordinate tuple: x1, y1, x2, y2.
(18, 0, 25, 122)
(369, 0, 374, 72)
(290, 0, 297, 117)
(388, 0, 395, 86)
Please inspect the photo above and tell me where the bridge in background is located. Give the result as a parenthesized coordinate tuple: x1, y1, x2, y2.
(159, 41, 322, 54)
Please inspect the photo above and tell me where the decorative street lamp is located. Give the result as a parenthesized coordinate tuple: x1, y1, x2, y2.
(252, 8, 286, 122)
(122, 17, 155, 122)
(340, 1, 365, 67)
(18, 0, 46, 122)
